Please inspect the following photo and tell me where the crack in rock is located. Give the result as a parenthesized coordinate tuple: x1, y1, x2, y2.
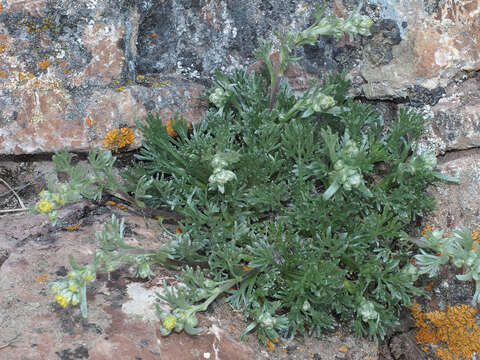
(0, 248, 9, 268)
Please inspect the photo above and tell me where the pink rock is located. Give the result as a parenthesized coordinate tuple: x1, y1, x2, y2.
(0, 203, 259, 360)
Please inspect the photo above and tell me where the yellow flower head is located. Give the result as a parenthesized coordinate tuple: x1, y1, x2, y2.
(52, 193, 65, 205)
(163, 316, 176, 330)
(68, 283, 77, 292)
(103, 127, 135, 151)
(37, 200, 52, 213)
(83, 273, 94, 281)
(55, 294, 69, 308)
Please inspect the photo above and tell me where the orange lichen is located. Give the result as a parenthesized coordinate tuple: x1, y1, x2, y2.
(0, 71, 6, 79)
(85, 117, 97, 127)
(472, 229, 480, 250)
(150, 33, 157, 39)
(116, 203, 128, 211)
(242, 265, 252, 271)
(165, 117, 192, 138)
(18, 72, 27, 81)
(266, 338, 275, 350)
(339, 345, 348, 353)
(0, 45, 4, 52)
(472, 229, 480, 242)
(64, 221, 83, 231)
(425, 280, 434, 292)
(38, 59, 49, 70)
(422, 225, 434, 236)
(175, 226, 183, 234)
(103, 127, 135, 152)
(36, 272, 48, 282)
(410, 302, 480, 360)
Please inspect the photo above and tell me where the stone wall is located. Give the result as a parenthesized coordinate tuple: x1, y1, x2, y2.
(0, 0, 479, 156)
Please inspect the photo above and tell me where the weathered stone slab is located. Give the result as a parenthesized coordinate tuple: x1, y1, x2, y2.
(0, 204, 261, 360)
(0, 0, 209, 154)
(359, 0, 480, 100)
(422, 75, 480, 153)
(0, 0, 478, 156)
(0, 199, 380, 359)
(423, 148, 480, 233)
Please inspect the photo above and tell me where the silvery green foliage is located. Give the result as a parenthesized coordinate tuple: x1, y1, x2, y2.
(254, 5, 372, 112)
(40, 3, 456, 344)
(156, 267, 244, 336)
(133, 67, 449, 340)
(50, 215, 171, 316)
(415, 228, 480, 305)
(33, 148, 153, 224)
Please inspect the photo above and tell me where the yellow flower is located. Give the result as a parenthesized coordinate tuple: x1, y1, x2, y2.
(37, 200, 52, 213)
(84, 273, 94, 281)
(163, 316, 176, 330)
(55, 294, 69, 308)
(53, 193, 65, 205)
(68, 283, 77, 292)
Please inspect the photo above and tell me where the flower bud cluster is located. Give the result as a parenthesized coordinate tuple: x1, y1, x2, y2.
(332, 140, 363, 191)
(209, 87, 230, 109)
(50, 267, 95, 308)
(358, 299, 378, 322)
(342, 13, 373, 37)
(157, 307, 200, 336)
(35, 183, 83, 224)
(296, 11, 372, 44)
(399, 151, 437, 175)
(280, 90, 335, 121)
(302, 92, 335, 116)
(402, 263, 419, 282)
(208, 153, 237, 194)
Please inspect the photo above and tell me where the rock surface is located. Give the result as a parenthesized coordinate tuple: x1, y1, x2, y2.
(0, 200, 378, 360)
(422, 148, 480, 232)
(0, 0, 479, 154)
(0, 202, 261, 360)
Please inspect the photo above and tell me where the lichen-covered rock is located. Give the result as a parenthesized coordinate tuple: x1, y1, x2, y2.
(422, 149, 480, 233)
(0, 201, 378, 360)
(0, 0, 210, 154)
(0, 0, 479, 154)
(359, 0, 480, 100)
(424, 75, 480, 153)
(0, 203, 261, 360)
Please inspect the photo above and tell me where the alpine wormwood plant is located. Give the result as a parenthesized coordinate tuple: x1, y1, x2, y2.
(37, 4, 456, 344)
(415, 228, 480, 305)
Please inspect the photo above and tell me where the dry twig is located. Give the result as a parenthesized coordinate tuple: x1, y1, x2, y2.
(0, 177, 28, 214)
(0, 333, 20, 350)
